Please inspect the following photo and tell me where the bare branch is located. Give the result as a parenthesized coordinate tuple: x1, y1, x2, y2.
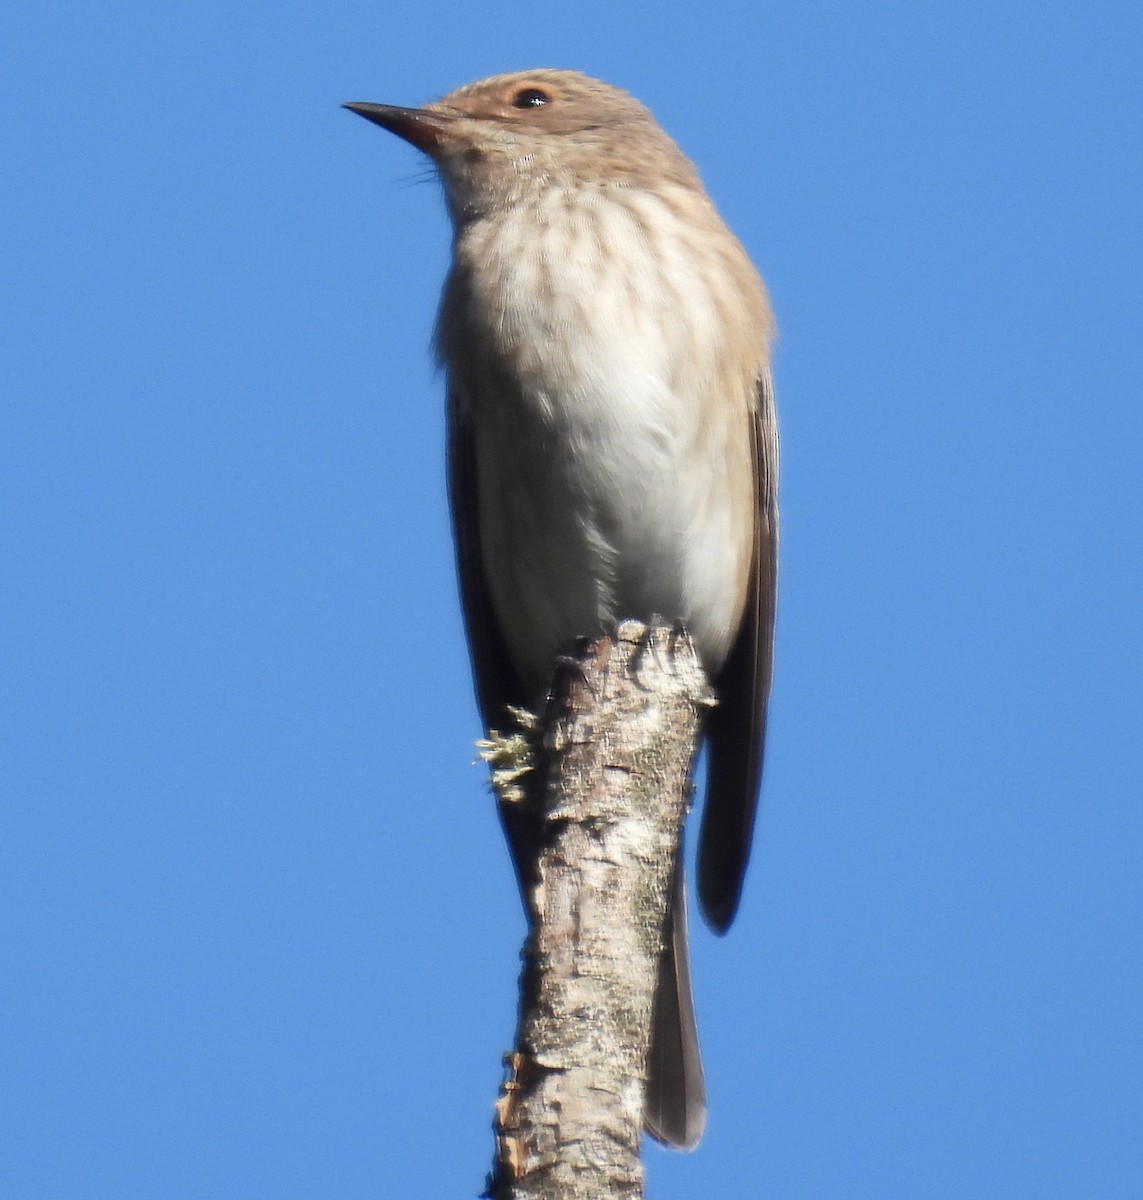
(486, 620, 714, 1200)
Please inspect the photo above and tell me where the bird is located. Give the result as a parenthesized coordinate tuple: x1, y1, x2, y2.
(345, 69, 778, 1149)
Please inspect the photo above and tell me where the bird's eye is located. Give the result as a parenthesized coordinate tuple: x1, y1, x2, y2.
(511, 87, 551, 109)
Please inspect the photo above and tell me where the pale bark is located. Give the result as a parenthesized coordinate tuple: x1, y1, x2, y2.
(485, 621, 713, 1200)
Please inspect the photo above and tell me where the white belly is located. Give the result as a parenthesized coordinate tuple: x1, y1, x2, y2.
(448, 186, 760, 693)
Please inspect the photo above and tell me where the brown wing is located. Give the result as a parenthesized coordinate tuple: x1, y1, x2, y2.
(447, 389, 529, 729)
(697, 372, 779, 933)
(447, 389, 541, 893)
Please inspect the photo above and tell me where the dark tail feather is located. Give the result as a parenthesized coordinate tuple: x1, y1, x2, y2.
(644, 862, 706, 1149)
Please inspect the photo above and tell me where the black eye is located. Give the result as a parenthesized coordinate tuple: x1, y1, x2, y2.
(512, 87, 551, 109)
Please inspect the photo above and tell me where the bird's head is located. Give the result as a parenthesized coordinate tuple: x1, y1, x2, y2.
(345, 69, 700, 222)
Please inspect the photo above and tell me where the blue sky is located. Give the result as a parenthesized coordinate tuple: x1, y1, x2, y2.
(4, 2, 1141, 1197)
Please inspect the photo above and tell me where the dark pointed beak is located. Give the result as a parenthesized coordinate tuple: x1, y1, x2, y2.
(343, 102, 456, 153)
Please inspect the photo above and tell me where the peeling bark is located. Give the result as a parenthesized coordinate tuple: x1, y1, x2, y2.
(485, 621, 713, 1200)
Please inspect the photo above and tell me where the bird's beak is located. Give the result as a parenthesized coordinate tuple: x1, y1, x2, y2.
(343, 102, 456, 153)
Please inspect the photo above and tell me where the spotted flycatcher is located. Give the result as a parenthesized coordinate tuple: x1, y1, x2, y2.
(346, 69, 778, 1149)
